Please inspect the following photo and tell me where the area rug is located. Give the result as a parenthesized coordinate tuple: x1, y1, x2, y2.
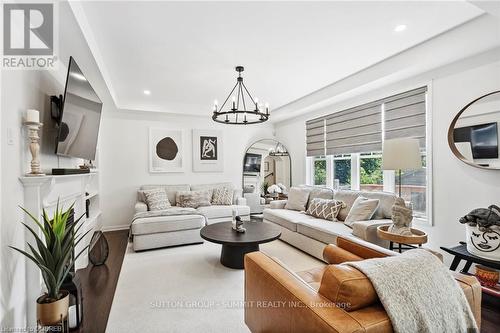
(106, 239, 322, 333)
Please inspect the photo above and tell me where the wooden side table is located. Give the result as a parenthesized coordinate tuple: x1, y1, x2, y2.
(377, 225, 428, 253)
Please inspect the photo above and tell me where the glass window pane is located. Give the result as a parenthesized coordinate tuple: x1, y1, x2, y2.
(333, 158, 351, 189)
(396, 154, 427, 216)
(360, 156, 383, 192)
(314, 158, 326, 185)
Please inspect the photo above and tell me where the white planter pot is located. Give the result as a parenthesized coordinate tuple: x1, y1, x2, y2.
(465, 224, 500, 261)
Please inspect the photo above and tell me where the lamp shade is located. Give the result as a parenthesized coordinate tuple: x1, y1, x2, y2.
(382, 138, 422, 170)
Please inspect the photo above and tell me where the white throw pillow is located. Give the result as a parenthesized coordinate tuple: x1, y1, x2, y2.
(285, 187, 311, 211)
(212, 187, 234, 205)
(344, 196, 380, 227)
(142, 188, 171, 211)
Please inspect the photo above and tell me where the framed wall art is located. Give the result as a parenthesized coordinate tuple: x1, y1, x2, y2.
(192, 129, 223, 172)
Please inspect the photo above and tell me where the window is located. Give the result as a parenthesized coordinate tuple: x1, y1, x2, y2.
(306, 87, 430, 222)
(313, 157, 327, 185)
(359, 153, 383, 192)
(396, 154, 427, 217)
(333, 155, 351, 189)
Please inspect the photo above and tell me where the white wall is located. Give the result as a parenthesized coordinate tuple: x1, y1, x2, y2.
(275, 51, 500, 262)
(0, 2, 116, 328)
(420, 60, 500, 255)
(99, 109, 272, 230)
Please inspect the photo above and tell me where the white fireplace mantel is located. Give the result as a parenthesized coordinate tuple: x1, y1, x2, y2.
(19, 172, 101, 326)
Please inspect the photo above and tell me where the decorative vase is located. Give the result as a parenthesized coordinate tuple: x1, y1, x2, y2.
(36, 290, 69, 326)
(475, 265, 499, 287)
(465, 224, 500, 261)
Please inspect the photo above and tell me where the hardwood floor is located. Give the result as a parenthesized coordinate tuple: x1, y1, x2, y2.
(481, 293, 500, 333)
(73, 229, 498, 332)
(74, 230, 129, 333)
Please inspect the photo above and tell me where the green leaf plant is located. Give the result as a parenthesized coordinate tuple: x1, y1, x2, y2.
(10, 200, 91, 303)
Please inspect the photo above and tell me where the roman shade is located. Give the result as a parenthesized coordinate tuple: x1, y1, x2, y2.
(384, 87, 427, 148)
(326, 101, 382, 155)
(306, 118, 326, 156)
(305, 86, 427, 156)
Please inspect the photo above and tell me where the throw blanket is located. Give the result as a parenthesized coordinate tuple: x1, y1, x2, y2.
(346, 249, 478, 333)
(132, 207, 206, 224)
(130, 207, 208, 239)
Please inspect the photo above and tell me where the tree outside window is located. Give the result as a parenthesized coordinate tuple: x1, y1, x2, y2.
(333, 155, 351, 189)
(314, 158, 327, 185)
(360, 154, 383, 192)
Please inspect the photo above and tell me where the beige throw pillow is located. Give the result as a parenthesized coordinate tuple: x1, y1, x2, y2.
(333, 190, 362, 221)
(176, 190, 211, 208)
(344, 197, 380, 227)
(142, 188, 171, 211)
(285, 187, 311, 211)
(212, 187, 234, 205)
(306, 198, 346, 221)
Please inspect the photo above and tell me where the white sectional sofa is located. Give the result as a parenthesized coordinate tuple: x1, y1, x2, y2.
(132, 182, 250, 251)
(263, 187, 397, 261)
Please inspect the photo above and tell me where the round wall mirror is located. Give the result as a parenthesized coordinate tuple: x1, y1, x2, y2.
(242, 139, 291, 214)
(448, 91, 500, 169)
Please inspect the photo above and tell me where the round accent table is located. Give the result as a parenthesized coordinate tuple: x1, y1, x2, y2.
(200, 221, 281, 269)
(377, 225, 428, 253)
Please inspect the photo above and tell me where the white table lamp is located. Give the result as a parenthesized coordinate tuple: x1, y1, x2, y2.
(382, 138, 422, 197)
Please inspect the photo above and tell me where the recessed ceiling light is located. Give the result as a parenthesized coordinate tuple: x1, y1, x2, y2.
(394, 24, 407, 32)
(143, 90, 151, 95)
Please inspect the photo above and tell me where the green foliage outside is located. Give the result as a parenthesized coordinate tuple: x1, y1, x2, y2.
(314, 156, 386, 187)
(314, 160, 326, 185)
(334, 160, 351, 186)
(360, 158, 383, 185)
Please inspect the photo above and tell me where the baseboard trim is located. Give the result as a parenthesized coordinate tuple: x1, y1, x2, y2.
(102, 224, 130, 232)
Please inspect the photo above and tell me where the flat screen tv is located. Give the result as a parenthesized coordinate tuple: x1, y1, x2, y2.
(453, 122, 498, 159)
(55, 57, 102, 160)
(244, 153, 262, 172)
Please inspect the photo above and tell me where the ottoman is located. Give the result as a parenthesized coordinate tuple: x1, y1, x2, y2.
(131, 214, 205, 251)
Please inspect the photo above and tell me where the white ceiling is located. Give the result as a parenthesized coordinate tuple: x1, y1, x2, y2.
(73, 1, 484, 117)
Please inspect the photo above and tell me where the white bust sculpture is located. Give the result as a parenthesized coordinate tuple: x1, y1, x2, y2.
(388, 197, 414, 236)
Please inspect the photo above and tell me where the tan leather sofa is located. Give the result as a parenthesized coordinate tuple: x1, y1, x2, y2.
(244, 235, 481, 333)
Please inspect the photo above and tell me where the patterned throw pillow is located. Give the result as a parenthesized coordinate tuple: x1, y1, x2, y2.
(212, 187, 234, 205)
(142, 188, 171, 211)
(176, 190, 211, 208)
(306, 198, 346, 221)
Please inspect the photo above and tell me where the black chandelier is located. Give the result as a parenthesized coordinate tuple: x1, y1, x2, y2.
(269, 142, 289, 157)
(212, 66, 269, 125)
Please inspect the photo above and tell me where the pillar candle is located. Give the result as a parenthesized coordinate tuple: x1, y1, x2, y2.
(27, 109, 40, 123)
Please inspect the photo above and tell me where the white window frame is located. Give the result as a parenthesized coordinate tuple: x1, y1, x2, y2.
(308, 156, 331, 187)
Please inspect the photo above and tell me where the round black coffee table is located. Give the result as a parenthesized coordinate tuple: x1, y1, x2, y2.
(200, 221, 281, 269)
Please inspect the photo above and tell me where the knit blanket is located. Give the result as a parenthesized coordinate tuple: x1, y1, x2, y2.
(346, 249, 478, 333)
(132, 207, 206, 224)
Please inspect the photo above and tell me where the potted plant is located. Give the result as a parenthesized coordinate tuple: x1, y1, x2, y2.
(10, 202, 90, 326)
(261, 181, 270, 197)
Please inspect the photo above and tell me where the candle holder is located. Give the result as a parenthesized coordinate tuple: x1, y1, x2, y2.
(24, 121, 45, 176)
